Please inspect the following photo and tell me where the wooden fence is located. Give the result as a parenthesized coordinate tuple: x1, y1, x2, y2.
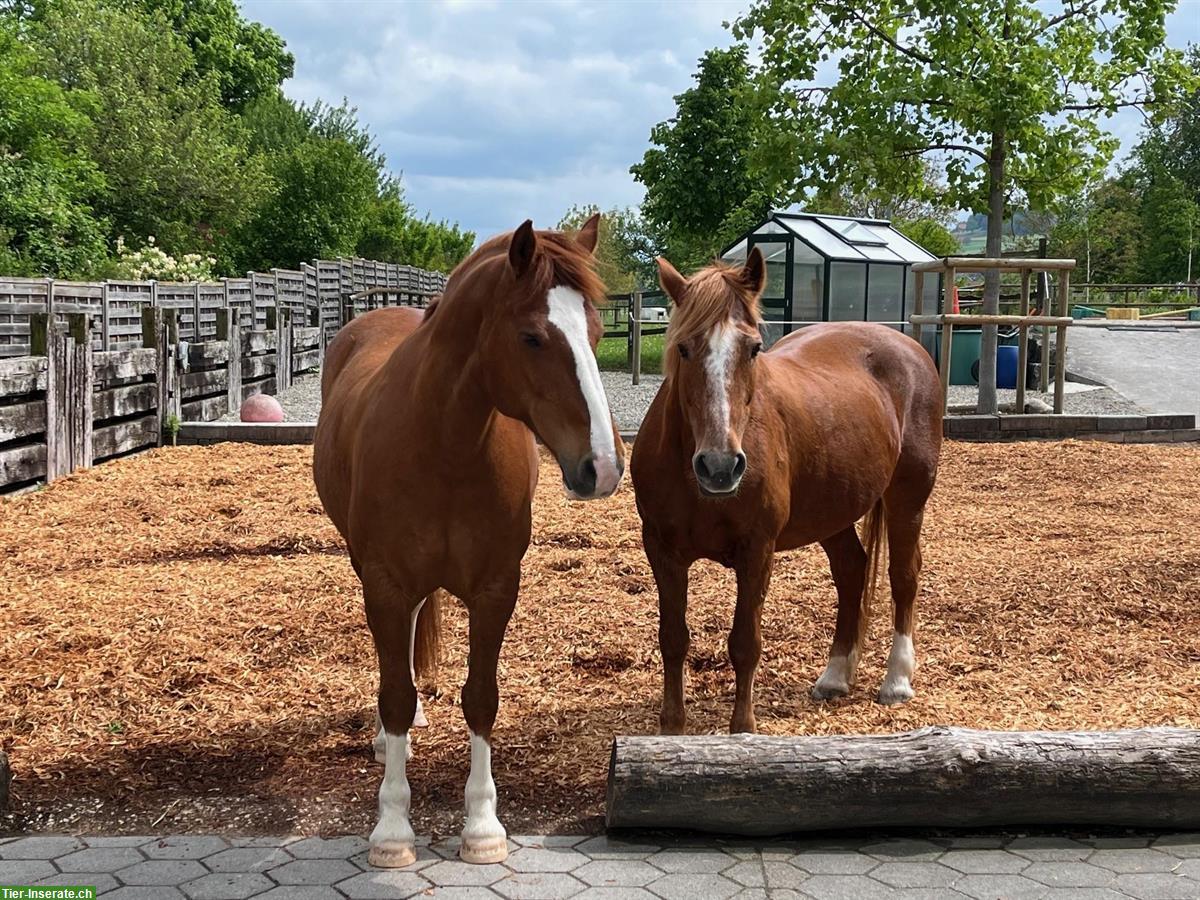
(0, 257, 446, 493)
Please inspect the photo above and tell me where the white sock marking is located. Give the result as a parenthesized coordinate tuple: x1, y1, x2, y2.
(410, 598, 428, 728)
(462, 731, 506, 846)
(370, 731, 414, 848)
(880, 631, 916, 702)
(546, 286, 621, 496)
(813, 647, 859, 697)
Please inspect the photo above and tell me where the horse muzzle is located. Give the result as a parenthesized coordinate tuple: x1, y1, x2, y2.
(561, 452, 624, 500)
(693, 450, 746, 496)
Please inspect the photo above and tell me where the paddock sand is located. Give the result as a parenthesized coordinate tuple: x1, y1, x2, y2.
(2, 441, 1199, 836)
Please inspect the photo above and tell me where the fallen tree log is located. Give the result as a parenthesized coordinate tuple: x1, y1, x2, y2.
(606, 726, 1200, 835)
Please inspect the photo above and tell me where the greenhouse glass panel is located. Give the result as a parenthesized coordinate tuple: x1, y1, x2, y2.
(782, 218, 862, 259)
(791, 238, 823, 321)
(868, 264, 904, 324)
(723, 239, 748, 263)
(829, 262, 866, 321)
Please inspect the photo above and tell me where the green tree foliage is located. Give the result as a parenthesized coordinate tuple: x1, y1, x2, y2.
(733, 0, 1194, 412)
(358, 179, 474, 272)
(0, 22, 108, 275)
(557, 204, 657, 292)
(28, 0, 267, 257)
(896, 219, 958, 258)
(128, 0, 293, 109)
(631, 45, 776, 272)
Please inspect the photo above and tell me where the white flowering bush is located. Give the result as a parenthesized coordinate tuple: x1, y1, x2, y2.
(112, 236, 217, 282)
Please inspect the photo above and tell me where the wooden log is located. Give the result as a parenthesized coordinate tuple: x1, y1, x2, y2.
(93, 382, 156, 422)
(242, 354, 276, 380)
(292, 348, 320, 372)
(93, 347, 157, 382)
(241, 330, 276, 354)
(909, 314, 1074, 327)
(606, 727, 1200, 835)
(0, 443, 46, 489)
(0, 399, 46, 442)
(187, 340, 229, 368)
(93, 413, 158, 460)
(180, 394, 229, 422)
(913, 257, 1078, 273)
(0, 357, 47, 396)
(180, 367, 229, 399)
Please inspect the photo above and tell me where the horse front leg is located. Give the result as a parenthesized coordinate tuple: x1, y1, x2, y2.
(459, 572, 519, 864)
(729, 548, 773, 733)
(362, 565, 422, 868)
(645, 530, 690, 735)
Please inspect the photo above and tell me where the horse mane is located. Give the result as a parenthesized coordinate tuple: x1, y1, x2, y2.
(664, 262, 761, 379)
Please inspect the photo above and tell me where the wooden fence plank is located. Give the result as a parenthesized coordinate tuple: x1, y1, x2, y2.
(241, 330, 276, 354)
(187, 340, 229, 368)
(0, 399, 46, 442)
(181, 394, 229, 422)
(0, 357, 47, 395)
(93, 382, 156, 422)
(93, 348, 157, 382)
(242, 354, 276, 380)
(292, 348, 320, 371)
(0, 442, 46, 486)
(181, 367, 229, 399)
(93, 414, 159, 460)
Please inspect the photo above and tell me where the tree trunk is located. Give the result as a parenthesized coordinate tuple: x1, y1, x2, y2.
(977, 128, 1005, 415)
(606, 727, 1200, 836)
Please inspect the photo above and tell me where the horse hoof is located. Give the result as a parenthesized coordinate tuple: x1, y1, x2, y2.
(460, 836, 509, 865)
(878, 681, 916, 706)
(413, 704, 429, 728)
(369, 840, 417, 868)
(811, 680, 850, 701)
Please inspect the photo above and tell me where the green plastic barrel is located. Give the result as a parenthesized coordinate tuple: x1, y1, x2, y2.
(938, 327, 982, 386)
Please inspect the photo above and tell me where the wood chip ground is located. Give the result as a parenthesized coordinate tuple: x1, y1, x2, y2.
(1, 441, 1198, 836)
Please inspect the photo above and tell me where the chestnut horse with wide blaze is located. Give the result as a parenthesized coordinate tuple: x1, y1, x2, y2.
(313, 216, 624, 868)
(631, 248, 942, 735)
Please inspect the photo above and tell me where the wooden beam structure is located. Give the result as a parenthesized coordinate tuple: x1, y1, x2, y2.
(606, 727, 1200, 836)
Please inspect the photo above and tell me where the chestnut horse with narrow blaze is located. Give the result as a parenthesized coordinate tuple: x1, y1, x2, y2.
(631, 248, 942, 735)
(313, 216, 624, 868)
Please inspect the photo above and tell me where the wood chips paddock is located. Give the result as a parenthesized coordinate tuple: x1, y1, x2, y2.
(1, 441, 1198, 836)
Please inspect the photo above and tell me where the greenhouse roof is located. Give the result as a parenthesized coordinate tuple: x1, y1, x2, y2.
(723, 209, 939, 264)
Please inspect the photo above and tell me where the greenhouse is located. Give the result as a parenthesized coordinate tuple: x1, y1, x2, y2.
(720, 209, 940, 348)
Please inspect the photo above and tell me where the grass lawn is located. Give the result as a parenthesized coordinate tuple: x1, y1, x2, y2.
(596, 334, 665, 374)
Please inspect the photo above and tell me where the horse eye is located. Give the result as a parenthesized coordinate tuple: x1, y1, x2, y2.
(751, 342, 763, 359)
(677, 344, 689, 360)
(521, 333, 541, 349)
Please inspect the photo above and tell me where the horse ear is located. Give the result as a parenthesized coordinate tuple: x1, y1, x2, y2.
(575, 213, 601, 255)
(509, 219, 537, 278)
(741, 246, 766, 296)
(657, 256, 687, 306)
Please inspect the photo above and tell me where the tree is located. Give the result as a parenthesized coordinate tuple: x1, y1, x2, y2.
(897, 219, 958, 258)
(557, 205, 656, 292)
(0, 22, 108, 275)
(357, 178, 475, 273)
(632, 45, 777, 273)
(734, 0, 1194, 413)
(1048, 178, 1145, 285)
(28, 0, 267, 257)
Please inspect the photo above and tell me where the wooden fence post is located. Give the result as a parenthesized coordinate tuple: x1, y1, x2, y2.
(65, 314, 93, 470)
(277, 308, 292, 393)
(217, 306, 241, 414)
(101, 281, 112, 350)
(193, 282, 203, 342)
(33, 312, 91, 480)
(143, 306, 178, 446)
(912, 271, 925, 348)
(631, 291, 643, 387)
(1016, 269, 1031, 414)
(1054, 270, 1071, 414)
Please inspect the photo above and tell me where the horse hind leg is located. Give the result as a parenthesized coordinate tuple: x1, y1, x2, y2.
(812, 525, 869, 700)
(878, 505, 925, 706)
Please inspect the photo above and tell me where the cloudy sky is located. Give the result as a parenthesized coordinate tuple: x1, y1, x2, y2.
(243, 0, 1200, 244)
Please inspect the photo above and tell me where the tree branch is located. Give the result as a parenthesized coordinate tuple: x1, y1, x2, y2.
(895, 144, 990, 162)
(1037, 0, 1103, 35)
(846, 8, 934, 65)
(1061, 97, 1156, 111)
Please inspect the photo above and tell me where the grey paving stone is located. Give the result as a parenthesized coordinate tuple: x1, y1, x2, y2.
(1175, 859, 1200, 879)
(106, 889, 187, 900)
(424, 888, 506, 899)
(576, 860, 662, 888)
(720, 861, 764, 888)
(574, 837, 660, 860)
(939, 835, 1010, 850)
(256, 889, 345, 900)
(735, 891, 805, 900)
(348, 845, 439, 872)
(573, 890, 658, 900)
(646, 873, 739, 900)
(1008, 838, 1093, 862)
(1040, 890, 1130, 900)
(1023, 862, 1114, 888)
(861, 839, 945, 862)
(494, 872, 586, 899)
(430, 836, 519, 861)
(799, 873, 892, 900)
(58, 847, 146, 872)
(182, 871, 275, 899)
(0, 859, 58, 881)
(507, 847, 589, 873)
(288, 836, 370, 859)
(890, 891, 971, 900)
(422, 859, 510, 886)
(941, 848, 1030, 874)
(230, 837, 302, 849)
(337, 869, 435, 898)
(36, 870, 120, 894)
(1088, 848, 1180, 873)
(1152, 835, 1200, 859)
(1086, 836, 1153, 849)
(269, 858, 360, 885)
(760, 861, 807, 891)
(204, 847, 293, 873)
(788, 849, 877, 875)
(645, 850, 736, 874)
(512, 836, 588, 849)
(85, 837, 157, 848)
(118, 859, 209, 885)
(955, 873, 1048, 900)
(0, 835, 85, 859)
(870, 861, 959, 888)
(144, 836, 230, 859)
(1111, 872, 1199, 899)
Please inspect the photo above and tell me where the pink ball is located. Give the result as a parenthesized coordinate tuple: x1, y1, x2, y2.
(240, 394, 284, 423)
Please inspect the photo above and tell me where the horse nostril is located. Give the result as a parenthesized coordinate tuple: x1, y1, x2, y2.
(578, 456, 598, 494)
(693, 454, 711, 481)
(733, 453, 747, 479)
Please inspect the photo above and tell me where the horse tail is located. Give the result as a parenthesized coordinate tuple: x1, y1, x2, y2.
(859, 499, 888, 647)
(413, 589, 444, 689)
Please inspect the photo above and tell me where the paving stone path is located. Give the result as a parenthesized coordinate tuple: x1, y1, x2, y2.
(2, 832, 1199, 899)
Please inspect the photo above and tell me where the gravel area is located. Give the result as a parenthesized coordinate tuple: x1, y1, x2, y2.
(225, 370, 1139, 427)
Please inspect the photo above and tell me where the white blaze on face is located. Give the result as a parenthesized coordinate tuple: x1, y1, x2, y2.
(704, 323, 738, 445)
(546, 286, 621, 496)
